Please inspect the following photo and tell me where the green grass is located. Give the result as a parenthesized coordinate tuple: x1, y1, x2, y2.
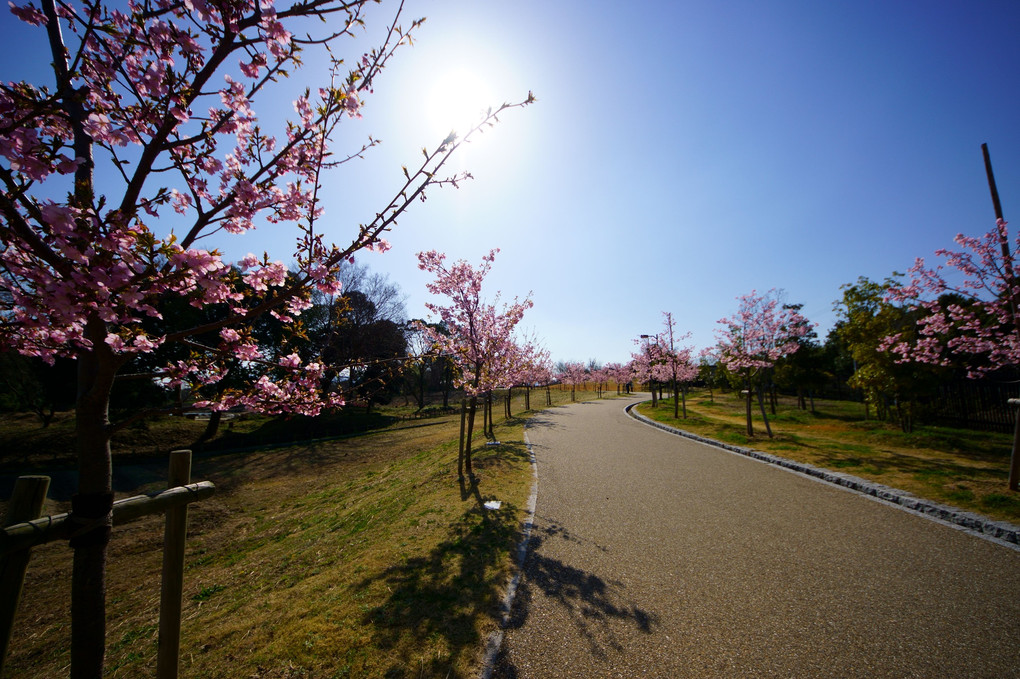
(638, 389, 1019, 523)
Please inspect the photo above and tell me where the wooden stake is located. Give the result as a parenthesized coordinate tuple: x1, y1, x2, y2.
(157, 450, 192, 679)
(0, 475, 49, 672)
(986, 145, 1020, 490)
(983, 143, 1005, 222)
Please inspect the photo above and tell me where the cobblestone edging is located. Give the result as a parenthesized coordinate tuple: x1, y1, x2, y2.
(625, 402, 1020, 550)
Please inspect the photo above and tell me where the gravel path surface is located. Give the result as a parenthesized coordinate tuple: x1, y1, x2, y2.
(491, 395, 1020, 678)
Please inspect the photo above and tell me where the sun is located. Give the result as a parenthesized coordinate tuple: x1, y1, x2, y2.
(425, 66, 498, 141)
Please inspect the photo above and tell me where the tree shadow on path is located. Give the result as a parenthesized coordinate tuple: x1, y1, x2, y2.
(492, 521, 659, 677)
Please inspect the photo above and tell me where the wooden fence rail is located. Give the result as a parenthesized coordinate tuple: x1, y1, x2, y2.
(0, 481, 215, 559)
(0, 450, 214, 678)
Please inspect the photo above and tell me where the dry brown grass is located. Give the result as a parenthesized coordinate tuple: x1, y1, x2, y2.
(1, 388, 599, 679)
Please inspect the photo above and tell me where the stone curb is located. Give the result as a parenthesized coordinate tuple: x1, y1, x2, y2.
(625, 402, 1020, 550)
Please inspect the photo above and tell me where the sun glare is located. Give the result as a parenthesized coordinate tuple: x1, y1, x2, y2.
(426, 66, 498, 141)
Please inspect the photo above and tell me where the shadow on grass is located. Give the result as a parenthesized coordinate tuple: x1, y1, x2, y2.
(471, 439, 531, 475)
(492, 521, 658, 678)
(817, 446, 1007, 481)
(357, 474, 517, 678)
(200, 409, 399, 452)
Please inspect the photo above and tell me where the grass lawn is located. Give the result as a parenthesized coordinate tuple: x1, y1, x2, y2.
(637, 389, 1020, 524)
(0, 385, 606, 679)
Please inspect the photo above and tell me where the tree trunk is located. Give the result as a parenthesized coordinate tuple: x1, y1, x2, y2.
(72, 328, 119, 679)
(464, 395, 477, 476)
(744, 377, 754, 437)
(458, 398, 467, 477)
(673, 378, 679, 419)
(681, 386, 687, 418)
(191, 410, 222, 449)
(487, 392, 495, 437)
(442, 364, 452, 409)
(482, 393, 489, 441)
(525, 385, 531, 411)
(757, 383, 774, 438)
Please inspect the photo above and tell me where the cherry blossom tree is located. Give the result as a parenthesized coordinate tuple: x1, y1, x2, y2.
(556, 360, 587, 401)
(587, 360, 607, 398)
(714, 290, 811, 438)
(508, 340, 550, 414)
(882, 148, 1020, 486)
(630, 340, 656, 405)
(655, 312, 698, 419)
(0, 0, 531, 674)
(601, 361, 624, 394)
(698, 347, 722, 402)
(415, 249, 533, 477)
(883, 219, 1020, 374)
(527, 354, 555, 407)
(631, 335, 672, 406)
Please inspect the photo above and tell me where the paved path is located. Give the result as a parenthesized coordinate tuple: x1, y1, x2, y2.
(492, 395, 1020, 678)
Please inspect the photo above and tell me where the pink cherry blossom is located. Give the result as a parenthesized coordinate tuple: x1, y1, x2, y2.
(1, 4, 533, 664)
(884, 218, 1020, 378)
(8, 1, 46, 25)
(416, 248, 537, 474)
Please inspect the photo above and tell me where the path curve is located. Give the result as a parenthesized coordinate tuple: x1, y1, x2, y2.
(491, 394, 1020, 678)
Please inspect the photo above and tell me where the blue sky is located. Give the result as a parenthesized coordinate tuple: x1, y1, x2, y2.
(4, 0, 1020, 365)
(362, 0, 1020, 364)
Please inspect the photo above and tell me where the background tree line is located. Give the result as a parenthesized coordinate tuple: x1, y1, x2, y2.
(0, 260, 461, 429)
(695, 278, 1018, 434)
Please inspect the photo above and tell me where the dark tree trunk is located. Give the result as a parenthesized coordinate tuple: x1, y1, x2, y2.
(442, 364, 452, 409)
(417, 371, 425, 411)
(481, 393, 488, 441)
(673, 378, 679, 419)
(487, 391, 495, 438)
(458, 398, 467, 477)
(71, 322, 120, 679)
(464, 395, 477, 476)
(744, 377, 754, 437)
(191, 410, 222, 449)
(757, 383, 774, 438)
